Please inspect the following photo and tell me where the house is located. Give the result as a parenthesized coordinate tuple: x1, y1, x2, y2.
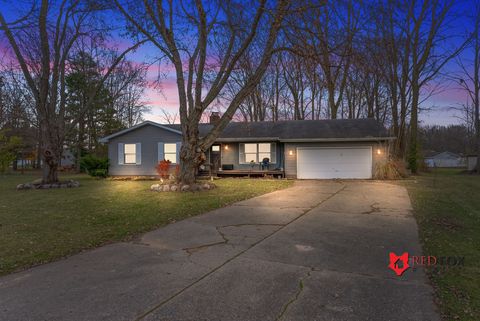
(60, 149, 75, 168)
(467, 154, 478, 171)
(99, 116, 394, 179)
(424, 151, 466, 168)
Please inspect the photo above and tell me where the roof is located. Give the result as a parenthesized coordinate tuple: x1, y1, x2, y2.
(100, 118, 394, 143)
(424, 151, 463, 160)
(99, 121, 182, 143)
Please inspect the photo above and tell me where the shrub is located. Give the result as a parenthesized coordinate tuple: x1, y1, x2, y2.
(0, 131, 23, 173)
(374, 159, 409, 179)
(80, 154, 109, 178)
(155, 159, 171, 179)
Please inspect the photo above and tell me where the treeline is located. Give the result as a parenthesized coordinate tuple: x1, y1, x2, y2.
(224, 0, 478, 172)
(419, 125, 477, 155)
(0, 9, 149, 172)
(1, 0, 479, 182)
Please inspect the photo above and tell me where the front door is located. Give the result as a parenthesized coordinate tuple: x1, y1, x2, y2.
(211, 145, 221, 173)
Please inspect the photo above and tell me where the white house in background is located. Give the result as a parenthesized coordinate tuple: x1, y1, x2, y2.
(424, 151, 466, 168)
(467, 154, 478, 171)
(60, 149, 75, 168)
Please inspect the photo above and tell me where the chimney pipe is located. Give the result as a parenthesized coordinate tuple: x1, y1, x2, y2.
(209, 112, 221, 125)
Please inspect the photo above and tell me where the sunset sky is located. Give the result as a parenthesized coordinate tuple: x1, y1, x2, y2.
(0, 1, 475, 126)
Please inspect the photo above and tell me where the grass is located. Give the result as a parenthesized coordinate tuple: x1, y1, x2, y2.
(0, 172, 293, 276)
(401, 169, 480, 320)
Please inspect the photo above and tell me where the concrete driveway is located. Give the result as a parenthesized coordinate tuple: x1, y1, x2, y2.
(0, 181, 440, 321)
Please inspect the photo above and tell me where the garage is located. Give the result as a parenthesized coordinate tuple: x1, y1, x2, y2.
(297, 147, 372, 179)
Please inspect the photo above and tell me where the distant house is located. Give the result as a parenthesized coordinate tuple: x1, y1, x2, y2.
(60, 149, 75, 168)
(424, 151, 466, 168)
(99, 117, 395, 179)
(467, 155, 478, 171)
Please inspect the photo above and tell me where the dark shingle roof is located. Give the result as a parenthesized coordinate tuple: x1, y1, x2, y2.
(164, 118, 391, 141)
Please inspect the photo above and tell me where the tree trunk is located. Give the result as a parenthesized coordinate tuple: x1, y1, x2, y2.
(179, 154, 197, 185)
(41, 121, 62, 183)
(475, 16, 480, 173)
(178, 121, 208, 185)
(43, 159, 59, 183)
(42, 149, 60, 183)
(178, 140, 205, 185)
(408, 84, 419, 174)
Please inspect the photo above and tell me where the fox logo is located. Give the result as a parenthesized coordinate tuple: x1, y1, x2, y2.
(388, 252, 410, 276)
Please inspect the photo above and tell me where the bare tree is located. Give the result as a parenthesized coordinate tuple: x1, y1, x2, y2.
(115, 0, 292, 184)
(159, 108, 179, 125)
(0, 1, 144, 183)
(457, 2, 480, 172)
(292, 0, 360, 119)
(403, 0, 466, 173)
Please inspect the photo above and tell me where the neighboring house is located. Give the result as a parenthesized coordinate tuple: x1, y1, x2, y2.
(99, 115, 394, 179)
(424, 151, 466, 168)
(15, 148, 74, 169)
(60, 149, 75, 168)
(467, 154, 478, 171)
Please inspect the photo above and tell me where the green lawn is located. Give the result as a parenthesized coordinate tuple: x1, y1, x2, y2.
(401, 169, 480, 321)
(0, 172, 292, 276)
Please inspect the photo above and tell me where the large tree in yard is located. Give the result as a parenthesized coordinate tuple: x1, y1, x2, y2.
(114, 0, 292, 184)
(0, 0, 144, 183)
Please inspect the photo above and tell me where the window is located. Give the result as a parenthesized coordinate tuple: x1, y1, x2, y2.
(124, 144, 136, 164)
(244, 144, 258, 163)
(211, 145, 220, 152)
(164, 143, 177, 163)
(240, 143, 276, 164)
(258, 143, 271, 162)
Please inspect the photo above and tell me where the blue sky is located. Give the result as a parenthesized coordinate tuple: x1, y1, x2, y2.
(0, 0, 476, 126)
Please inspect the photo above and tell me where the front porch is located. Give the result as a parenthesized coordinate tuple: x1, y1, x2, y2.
(216, 169, 285, 178)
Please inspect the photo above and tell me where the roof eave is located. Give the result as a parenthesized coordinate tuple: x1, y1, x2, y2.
(279, 137, 396, 143)
(215, 137, 280, 142)
(99, 121, 182, 143)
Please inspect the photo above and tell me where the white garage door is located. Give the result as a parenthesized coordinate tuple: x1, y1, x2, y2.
(297, 147, 372, 179)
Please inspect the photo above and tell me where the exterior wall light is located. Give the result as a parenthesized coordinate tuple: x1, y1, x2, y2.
(224, 145, 229, 150)
(377, 149, 382, 155)
(289, 150, 294, 156)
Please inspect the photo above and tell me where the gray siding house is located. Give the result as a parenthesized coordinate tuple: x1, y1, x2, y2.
(424, 151, 466, 168)
(100, 117, 394, 179)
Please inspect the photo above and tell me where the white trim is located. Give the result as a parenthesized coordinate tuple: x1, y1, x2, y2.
(281, 137, 395, 142)
(239, 142, 277, 164)
(99, 121, 181, 143)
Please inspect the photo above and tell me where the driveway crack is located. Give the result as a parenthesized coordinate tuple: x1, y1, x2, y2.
(275, 268, 313, 320)
(182, 226, 229, 255)
(361, 202, 381, 214)
(135, 184, 346, 320)
(218, 223, 285, 228)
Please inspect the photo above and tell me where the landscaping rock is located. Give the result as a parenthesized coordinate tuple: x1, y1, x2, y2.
(202, 183, 211, 190)
(162, 185, 170, 192)
(70, 180, 80, 188)
(150, 184, 160, 191)
(32, 178, 43, 185)
(181, 185, 190, 192)
(16, 180, 79, 191)
(170, 185, 178, 192)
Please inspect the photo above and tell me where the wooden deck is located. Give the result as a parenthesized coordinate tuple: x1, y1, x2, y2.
(216, 169, 284, 178)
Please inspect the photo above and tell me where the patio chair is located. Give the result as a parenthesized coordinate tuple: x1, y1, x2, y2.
(261, 157, 270, 170)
